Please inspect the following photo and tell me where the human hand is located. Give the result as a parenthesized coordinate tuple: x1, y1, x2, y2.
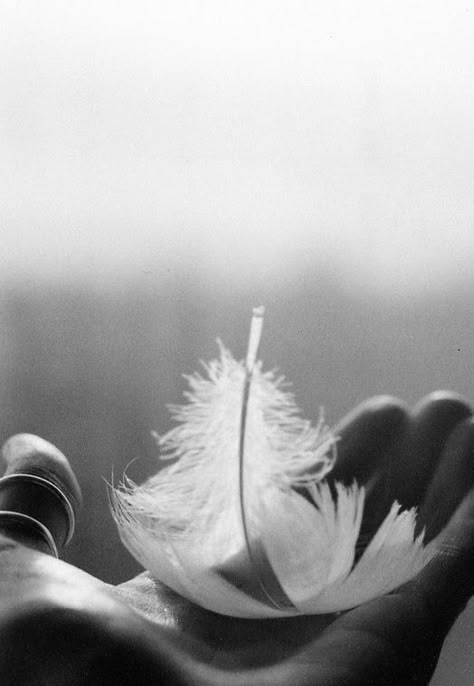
(0, 392, 473, 685)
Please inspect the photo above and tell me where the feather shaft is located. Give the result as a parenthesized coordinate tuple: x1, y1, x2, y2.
(238, 307, 295, 610)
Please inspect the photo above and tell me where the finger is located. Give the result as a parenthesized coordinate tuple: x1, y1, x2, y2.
(328, 395, 409, 486)
(324, 397, 410, 556)
(0, 434, 82, 556)
(404, 489, 474, 631)
(385, 392, 472, 511)
(418, 417, 474, 540)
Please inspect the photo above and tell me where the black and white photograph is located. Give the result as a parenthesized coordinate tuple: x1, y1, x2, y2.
(1, 2, 474, 684)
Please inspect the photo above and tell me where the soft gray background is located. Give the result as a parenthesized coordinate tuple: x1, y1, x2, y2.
(1, 2, 474, 683)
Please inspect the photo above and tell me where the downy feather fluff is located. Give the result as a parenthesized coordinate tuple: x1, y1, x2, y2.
(111, 308, 437, 618)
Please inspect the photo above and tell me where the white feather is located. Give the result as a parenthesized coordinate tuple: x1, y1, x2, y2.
(111, 311, 437, 617)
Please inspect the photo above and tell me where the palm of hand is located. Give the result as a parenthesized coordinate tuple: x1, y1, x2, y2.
(1, 392, 473, 686)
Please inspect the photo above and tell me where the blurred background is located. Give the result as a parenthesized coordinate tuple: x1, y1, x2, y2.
(1, 1, 474, 682)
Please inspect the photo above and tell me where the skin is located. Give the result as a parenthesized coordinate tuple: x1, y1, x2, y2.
(0, 391, 473, 685)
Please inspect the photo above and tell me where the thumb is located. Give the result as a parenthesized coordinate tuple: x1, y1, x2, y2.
(0, 434, 81, 556)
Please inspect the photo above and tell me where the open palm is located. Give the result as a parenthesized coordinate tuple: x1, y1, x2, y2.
(0, 392, 473, 685)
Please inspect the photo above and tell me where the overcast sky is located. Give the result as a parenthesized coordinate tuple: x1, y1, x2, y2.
(2, 1, 474, 294)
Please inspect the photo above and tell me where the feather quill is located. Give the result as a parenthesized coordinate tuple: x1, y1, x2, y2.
(111, 309, 437, 617)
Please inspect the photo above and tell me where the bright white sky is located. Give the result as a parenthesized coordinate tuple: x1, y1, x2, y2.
(1, 1, 474, 293)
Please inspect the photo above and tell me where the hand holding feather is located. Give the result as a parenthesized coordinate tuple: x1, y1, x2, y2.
(111, 312, 462, 618)
(1, 394, 474, 685)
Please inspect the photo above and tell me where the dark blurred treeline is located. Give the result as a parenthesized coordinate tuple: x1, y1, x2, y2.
(1, 273, 473, 584)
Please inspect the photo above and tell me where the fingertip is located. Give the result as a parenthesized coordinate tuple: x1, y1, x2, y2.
(412, 391, 472, 420)
(2, 434, 82, 510)
(387, 391, 473, 511)
(337, 395, 410, 428)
